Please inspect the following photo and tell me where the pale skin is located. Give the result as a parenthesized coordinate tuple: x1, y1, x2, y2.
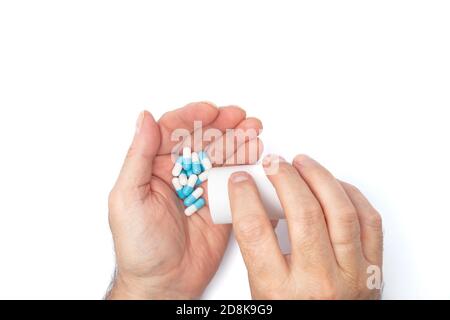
(107, 102, 263, 299)
(107, 102, 383, 299)
(228, 155, 383, 299)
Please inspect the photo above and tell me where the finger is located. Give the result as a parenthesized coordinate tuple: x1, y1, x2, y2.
(229, 171, 288, 279)
(150, 118, 263, 186)
(202, 139, 263, 203)
(158, 102, 247, 154)
(206, 117, 263, 166)
(115, 111, 161, 193)
(340, 181, 383, 266)
(196, 138, 263, 229)
(223, 136, 263, 166)
(263, 155, 335, 269)
(157, 101, 218, 154)
(293, 155, 363, 272)
(190, 105, 248, 152)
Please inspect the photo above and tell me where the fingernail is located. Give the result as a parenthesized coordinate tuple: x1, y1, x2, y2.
(262, 154, 286, 167)
(230, 171, 249, 183)
(199, 101, 218, 109)
(135, 111, 145, 134)
(293, 154, 313, 167)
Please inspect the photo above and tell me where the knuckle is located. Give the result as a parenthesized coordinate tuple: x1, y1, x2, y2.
(331, 223, 361, 248)
(345, 182, 361, 194)
(275, 162, 296, 177)
(366, 211, 383, 230)
(298, 204, 323, 226)
(336, 207, 359, 226)
(333, 236, 360, 249)
(235, 216, 269, 244)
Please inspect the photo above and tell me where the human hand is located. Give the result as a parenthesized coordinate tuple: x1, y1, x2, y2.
(228, 155, 383, 299)
(107, 102, 263, 299)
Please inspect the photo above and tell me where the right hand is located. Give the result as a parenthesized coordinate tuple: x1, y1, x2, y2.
(228, 154, 383, 299)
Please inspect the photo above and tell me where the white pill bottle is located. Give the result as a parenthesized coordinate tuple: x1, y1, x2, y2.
(208, 164, 285, 224)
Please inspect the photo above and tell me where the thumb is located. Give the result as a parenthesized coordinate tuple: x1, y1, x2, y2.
(115, 111, 161, 192)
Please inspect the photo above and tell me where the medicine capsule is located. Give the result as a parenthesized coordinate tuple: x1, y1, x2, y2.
(198, 151, 212, 170)
(172, 177, 186, 199)
(183, 187, 204, 207)
(195, 170, 209, 186)
(191, 152, 202, 175)
(178, 172, 188, 186)
(185, 168, 194, 178)
(171, 156, 183, 177)
(184, 197, 206, 216)
(182, 174, 198, 196)
(182, 147, 192, 171)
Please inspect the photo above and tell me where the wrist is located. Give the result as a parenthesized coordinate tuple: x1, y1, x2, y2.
(106, 271, 195, 300)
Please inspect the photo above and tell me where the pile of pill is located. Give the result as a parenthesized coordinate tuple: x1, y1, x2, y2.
(171, 147, 212, 216)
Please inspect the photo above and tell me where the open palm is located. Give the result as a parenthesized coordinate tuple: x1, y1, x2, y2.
(108, 102, 262, 299)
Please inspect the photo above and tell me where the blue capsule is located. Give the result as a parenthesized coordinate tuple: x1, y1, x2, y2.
(183, 187, 204, 207)
(182, 185, 193, 197)
(172, 177, 187, 199)
(182, 147, 192, 171)
(184, 197, 206, 216)
(182, 174, 198, 196)
(171, 156, 183, 176)
(191, 152, 202, 174)
(177, 189, 186, 199)
(185, 168, 194, 178)
(198, 151, 212, 170)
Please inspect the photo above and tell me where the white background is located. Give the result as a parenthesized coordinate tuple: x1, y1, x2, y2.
(1, 1, 449, 299)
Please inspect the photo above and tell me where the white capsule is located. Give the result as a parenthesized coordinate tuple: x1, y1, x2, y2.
(182, 174, 198, 196)
(184, 198, 206, 216)
(172, 177, 187, 199)
(184, 205, 197, 216)
(199, 151, 212, 170)
(172, 177, 182, 190)
(179, 172, 188, 186)
(191, 152, 202, 174)
(183, 187, 204, 206)
(186, 174, 198, 187)
(171, 157, 183, 176)
(196, 170, 209, 186)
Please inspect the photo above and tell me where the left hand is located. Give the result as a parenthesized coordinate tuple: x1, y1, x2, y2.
(107, 102, 263, 299)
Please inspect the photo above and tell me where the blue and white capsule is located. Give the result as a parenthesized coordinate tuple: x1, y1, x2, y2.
(185, 168, 194, 178)
(172, 177, 186, 199)
(184, 197, 206, 216)
(178, 171, 188, 186)
(191, 152, 202, 174)
(171, 156, 183, 177)
(182, 147, 192, 171)
(182, 174, 198, 196)
(195, 170, 209, 186)
(198, 151, 212, 170)
(183, 187, 204, 207)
